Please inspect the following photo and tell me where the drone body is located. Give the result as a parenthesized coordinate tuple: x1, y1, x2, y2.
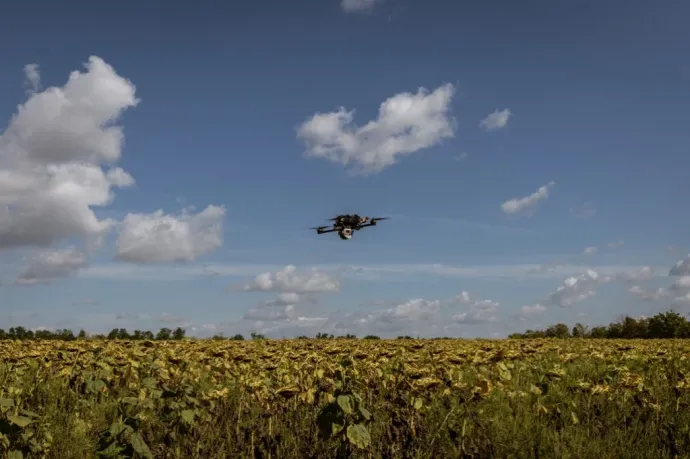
(311, 214, 389, 240)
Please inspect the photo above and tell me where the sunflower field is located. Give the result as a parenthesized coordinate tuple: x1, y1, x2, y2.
(2, 338, 690, 458)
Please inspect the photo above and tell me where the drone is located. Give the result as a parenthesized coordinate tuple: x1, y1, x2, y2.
(310, 214, 389, 240)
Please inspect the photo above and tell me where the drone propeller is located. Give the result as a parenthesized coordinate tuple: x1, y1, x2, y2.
(310, 226, 329, 231)
(370, 217, 389, 221)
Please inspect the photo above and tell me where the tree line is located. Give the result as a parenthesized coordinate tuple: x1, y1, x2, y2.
(2, 310, 689, 341)
(0, 326, 189, 341)
(0, 327, 380, 341)
(508, 310, 690, 339)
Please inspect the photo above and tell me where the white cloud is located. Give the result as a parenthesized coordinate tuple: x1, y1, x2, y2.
(670, 276, 690, 291)
(341, 0, 382, 13)
(0, 56, 138, 252)
(23, 64, 41, 95)
(296, 83, 455, 174)
(238, 265, 340, 294)
(236, 266, 340, 327)
(0, 56, 226, 283)
(14, 247, 86, 285)
(265, 292, 302, 306)
(625, 266, 655, 281)
(115, 205, 226, 263)
(246, 316, 331, 338)
(583, 246, 598, 255)
(627, 285, 670, 301)
(670, 254, 690, 276)
(540, 269, 614, 308)
(331, 291, 500, 337)
(452, 299, 499, 324)
(244, 304, 296, 322)
(77, 260, 666, 283)
(501, 181, 555, 216)
(479, 108, 511, 131)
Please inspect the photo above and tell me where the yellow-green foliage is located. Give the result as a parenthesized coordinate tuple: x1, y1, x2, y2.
(2, 338, 690, 458)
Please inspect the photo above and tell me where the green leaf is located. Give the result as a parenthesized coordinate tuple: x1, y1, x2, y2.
(130, 432, 153, 459)
(332, 421, 345, 436)
(358, 406, 372, 421)
(141, 377, 157, 389)
(19, 409, 39, 418)
(413, 397, 423, 410)
(0, 398, 14, 409)
(121, 397, 139, 406)
(346, 423, 371, 449)
(7, 415, 32, 428)
(180, 409, 195, 424)
(109, 421, 129, 437)
(8, 450, 24, 459)
(337, 394, 353, 414)
(90, 379, 107, 393)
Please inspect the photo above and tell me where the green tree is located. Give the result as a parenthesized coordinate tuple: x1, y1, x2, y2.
(156, 328, 172, 340)
(545, 323, 570, 338)
(172, 327, 186, 340)
(648, 311, 689, 338)
(572, 323, 587, 338)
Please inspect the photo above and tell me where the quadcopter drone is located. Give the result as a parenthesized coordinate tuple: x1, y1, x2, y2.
(310, 214, 389, 240)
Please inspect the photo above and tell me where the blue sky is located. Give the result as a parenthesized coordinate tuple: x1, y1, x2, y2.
(1, 0, 689, 338)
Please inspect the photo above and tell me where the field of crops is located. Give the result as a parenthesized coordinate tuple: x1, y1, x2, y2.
(2, 338, 690, 459)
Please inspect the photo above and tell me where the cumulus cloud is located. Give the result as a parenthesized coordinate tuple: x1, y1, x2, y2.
(115, 205, 226, 263)
(625, 266, 655, 282)
(331, 291, 500, 337)
(535, 269, 614, 309)
(247, 316, 332, 338)
(236, 266, 340, 330)
(296, 83, 455, 174)
(501, 181, 555, 216)
(244, 304, 297, 322)
(671, 276, 690, 291)
(14, 247, 87, 285)
(232, 289, 501, 339)
(583, 246, 598, 255)
(479, 108, 511, 131)
(627, 285, 670, 302)
(0, 56, 226, 282)
(23, 64, 41, 95)
(0, 56, 138, 252)
(238, 265, 340, 294)
(670, 254, 690, 276)
(341, 0, 382, 13)
(452, 298, 499, 324)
